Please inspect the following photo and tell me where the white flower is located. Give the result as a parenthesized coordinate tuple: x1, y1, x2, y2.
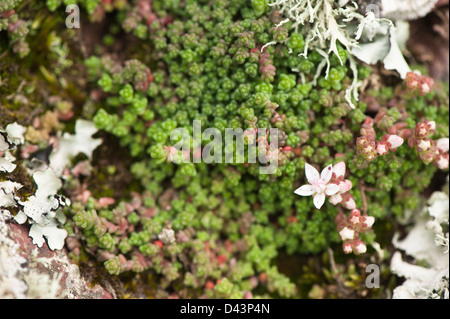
(294, 163, 340, 209)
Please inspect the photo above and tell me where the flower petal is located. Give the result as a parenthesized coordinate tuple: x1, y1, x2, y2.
(305, 163, 320, 184)
(294, 185, 315, 196)
(325, 183, 340, 196)
(313, 193, 326, 209)
(332, 161, 346, 180)
(320, 164, 333, 183)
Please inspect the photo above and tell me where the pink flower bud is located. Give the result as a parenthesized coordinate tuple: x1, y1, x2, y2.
(362, 117, 374, 128)
(416, 138, 432, 152)
(360, 215, 375, 229)
(344, 179, 353, 190)
(399, 128, 413, 140)
(427, 121, 436, 132)
(343, 242, 353, 254)
(329, 193, 343, 205)
(337, 180, 352, 193)
(418, 77, 434, 96)
(386, 135, 404, 150)
(342, 195, 356, 210)
(376, 141, 389, 155)
(356, 136, 367, 148)
(339, 226, 355, 241)
(352, 240, 367, 255)
(415, 123, 427, 138)
(435, 154, 449, 170)
(349, 209, 361, 226)
(436, 138, 449, 153)
(357, 136, 378, 161)
(415, 121, 435, 138)
(360, 127, 376, 139)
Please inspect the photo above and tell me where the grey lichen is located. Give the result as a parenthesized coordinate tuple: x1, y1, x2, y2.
(381, 0, 439, 21)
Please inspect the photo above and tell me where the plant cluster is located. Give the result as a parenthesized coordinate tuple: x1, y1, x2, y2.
(69, 0, 449, 297)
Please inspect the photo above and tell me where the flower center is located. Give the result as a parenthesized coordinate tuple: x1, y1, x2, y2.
(312, 179, 326, 193)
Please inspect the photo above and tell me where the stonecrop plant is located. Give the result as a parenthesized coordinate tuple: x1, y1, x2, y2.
(0, 0, 449, 299)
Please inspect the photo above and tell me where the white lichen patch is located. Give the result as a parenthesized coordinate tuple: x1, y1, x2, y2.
(0, 133, 17, 173)
(1, 123, 69, 251)
(29, 219, 68, 251)
(13, 167, 69, 250)
(391, 176, 449, 299)
(5, 122, 27, 146)
(0, 181, 23, 208)
(1, 120, 101, 252)
(49, 119, 102, 177)
(351, 11, 411, 78)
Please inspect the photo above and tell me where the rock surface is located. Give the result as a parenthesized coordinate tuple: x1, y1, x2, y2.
(0, 212, 113, 299)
